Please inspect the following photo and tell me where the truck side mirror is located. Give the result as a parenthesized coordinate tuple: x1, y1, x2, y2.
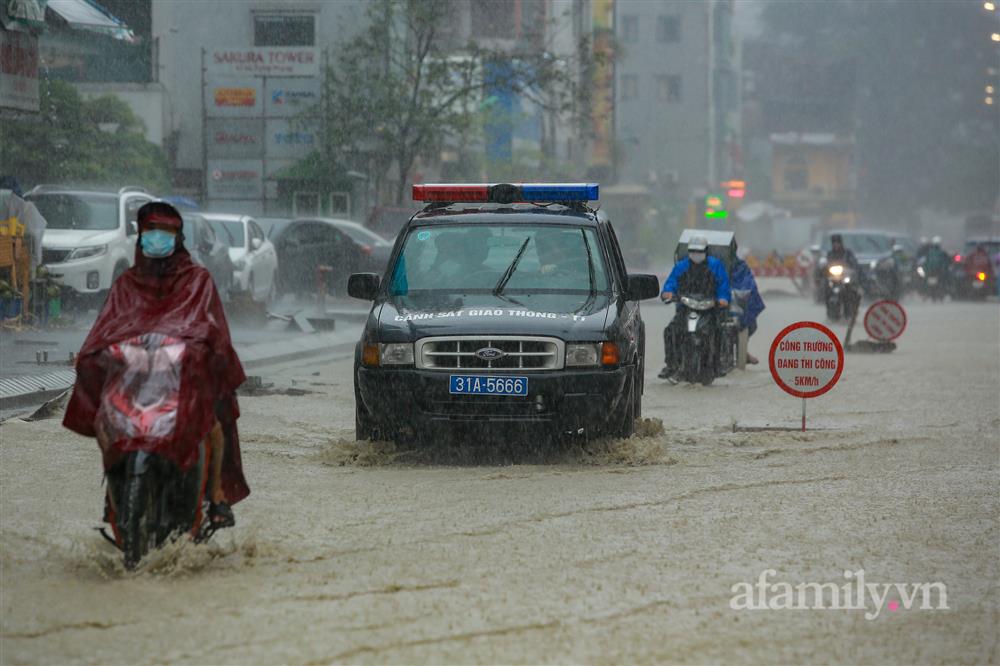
(627, 273, 661, 300)
(348, 272, 381, 300)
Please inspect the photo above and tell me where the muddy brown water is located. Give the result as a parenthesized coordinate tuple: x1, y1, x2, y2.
(1, 298, 997, 664)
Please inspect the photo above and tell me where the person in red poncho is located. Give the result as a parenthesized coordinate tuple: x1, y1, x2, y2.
(63, 201, 249, 528)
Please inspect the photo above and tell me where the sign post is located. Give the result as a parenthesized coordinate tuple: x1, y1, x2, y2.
(769, 322, 845, 431)
(863, 300, 907, 343)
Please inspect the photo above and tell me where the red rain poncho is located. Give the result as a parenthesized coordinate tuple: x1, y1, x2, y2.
(63, 231, 250, 505)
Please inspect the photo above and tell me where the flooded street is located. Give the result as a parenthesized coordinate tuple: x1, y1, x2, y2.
(1, 296, 998, 664)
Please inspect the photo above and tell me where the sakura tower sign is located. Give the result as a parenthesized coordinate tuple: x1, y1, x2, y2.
(203, 47, 321, 211)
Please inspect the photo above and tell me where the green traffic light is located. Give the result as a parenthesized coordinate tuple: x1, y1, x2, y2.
(705, 210, 729, 219)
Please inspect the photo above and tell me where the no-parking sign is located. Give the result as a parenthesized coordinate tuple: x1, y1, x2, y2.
(769, 321, 845, 429)
(863, 300, 907, 342)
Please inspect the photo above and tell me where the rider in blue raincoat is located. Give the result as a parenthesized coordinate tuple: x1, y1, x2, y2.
(658, 236, 731, 379)
(729, 249, 766, 364)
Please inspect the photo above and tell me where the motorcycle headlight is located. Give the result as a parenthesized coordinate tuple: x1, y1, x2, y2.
(565, 343, 600, 367)
(680, 296, 715, 310)
(379, 342, 414, 365)
(828, 265, 844, 277)
(233, 258, 247, 271)
(66, 244, 107, 261)
(869, 260, 878, 270)
(916, 266, 925, 277)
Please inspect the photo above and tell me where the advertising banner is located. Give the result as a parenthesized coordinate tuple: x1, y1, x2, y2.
(205, 118, 265, 159)
(264, 76, 321, 117)
(265, 118, 318, 159)
(204, 77, 263, 118)
(206, 159, 264, 199)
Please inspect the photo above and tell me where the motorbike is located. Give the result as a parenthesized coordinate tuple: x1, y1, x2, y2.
(824, 263, 860, 322)
(96, 333, 217, 570)
(722, 288, 752, 372)
(916, 260, 948, 302)
(666, 293, 724, 386)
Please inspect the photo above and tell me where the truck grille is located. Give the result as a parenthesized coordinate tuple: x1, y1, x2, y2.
(42, 248, 72, 264)
(416, 336, 564, 371)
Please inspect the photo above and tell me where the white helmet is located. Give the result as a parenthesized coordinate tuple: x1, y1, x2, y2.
(931, 236, 942, 246)
(688, 235, 709, 252)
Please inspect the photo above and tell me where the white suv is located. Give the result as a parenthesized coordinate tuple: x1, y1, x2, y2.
(26, 186, 154, 299)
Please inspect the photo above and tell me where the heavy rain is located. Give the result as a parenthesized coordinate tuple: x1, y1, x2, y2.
(1, 1, 998, 664)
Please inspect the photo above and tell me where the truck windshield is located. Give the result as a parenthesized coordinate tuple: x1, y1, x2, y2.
(29, 194, 119, 231)
(388, 224, 609, 295)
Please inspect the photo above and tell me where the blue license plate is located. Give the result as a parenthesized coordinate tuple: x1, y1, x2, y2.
(449, 375, 528, 396)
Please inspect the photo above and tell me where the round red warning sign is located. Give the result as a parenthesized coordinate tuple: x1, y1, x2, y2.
(769, 321, 845, 399)
(863, 300, 907, 342)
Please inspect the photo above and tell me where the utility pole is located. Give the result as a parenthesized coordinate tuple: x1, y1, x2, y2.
(706, 0, 716, 189)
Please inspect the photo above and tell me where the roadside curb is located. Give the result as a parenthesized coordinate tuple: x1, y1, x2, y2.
(1, 332, 357, 413)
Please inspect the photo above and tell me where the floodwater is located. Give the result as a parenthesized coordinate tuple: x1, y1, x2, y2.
(1, 296, 997, 664)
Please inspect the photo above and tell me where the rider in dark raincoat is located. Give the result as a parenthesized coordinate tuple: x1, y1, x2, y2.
(63, 201, 249, 528)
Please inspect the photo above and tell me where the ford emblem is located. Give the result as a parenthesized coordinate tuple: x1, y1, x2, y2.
(475, 346, 506, 360)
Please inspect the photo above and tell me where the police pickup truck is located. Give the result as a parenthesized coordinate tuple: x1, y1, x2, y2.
(349, 183, 661, 444)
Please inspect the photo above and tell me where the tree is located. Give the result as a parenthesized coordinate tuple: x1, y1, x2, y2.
(0, 79, 170, 191)
(313, 0, 600, 205)
(755, 1, 999, 219)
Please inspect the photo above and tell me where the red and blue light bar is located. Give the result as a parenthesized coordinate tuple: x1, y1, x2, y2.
(412, 183, 599, 203)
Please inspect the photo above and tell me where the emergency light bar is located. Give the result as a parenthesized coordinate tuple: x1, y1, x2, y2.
(413, 183, 599, 204)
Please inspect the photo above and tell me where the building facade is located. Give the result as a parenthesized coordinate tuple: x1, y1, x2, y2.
(613, 0, 740, 199)
(152, 0, 370, 215)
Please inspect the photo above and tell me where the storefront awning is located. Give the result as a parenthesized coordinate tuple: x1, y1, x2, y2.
(1, 0, 47, 33)
(46, 0, 134, 41)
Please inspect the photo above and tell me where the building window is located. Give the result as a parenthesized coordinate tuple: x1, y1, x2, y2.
(621, 75, 639, 101)
(472, 0, 516, 38)
(254, 14, 315, 47)
(621, 15, 638, 43)
(293, 191, 320, 216)
(657, 75, 681, 102)
(656, 15, 680, 43)
(783, 154, 809, 191)
(329, 192, 350, 215)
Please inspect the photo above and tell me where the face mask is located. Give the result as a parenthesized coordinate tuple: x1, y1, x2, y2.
(140, 230, 176, 258)
(689, 251, 706, 264)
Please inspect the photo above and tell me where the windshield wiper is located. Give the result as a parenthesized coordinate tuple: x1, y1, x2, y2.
(493, 236, 531, 297)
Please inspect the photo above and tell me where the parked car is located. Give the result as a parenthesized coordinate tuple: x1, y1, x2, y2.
(180, 212, 234, 299)
(269, 218, 390, 298)
(26, 185, 155, 301)
(201, 213, 278, 303)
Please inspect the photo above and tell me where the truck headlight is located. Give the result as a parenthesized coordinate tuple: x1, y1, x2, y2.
(66, 244, 107, 261)
(379, 342, 414, 365)
(566, 343, 600, 367)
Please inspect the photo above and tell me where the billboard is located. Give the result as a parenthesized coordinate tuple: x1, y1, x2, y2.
(207, 47, 319, 78)
(206, 159, 264, 199)
(265, 119, 318, 159)
(204, 77, 262, 118)
(0, 30, 39, 112)
(264, 76, 321, 117)
(205, 118, 265, 159)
